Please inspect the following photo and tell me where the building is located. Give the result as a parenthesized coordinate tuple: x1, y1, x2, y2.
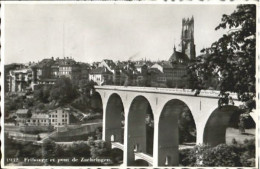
(169, 17, 196, 63)
(4, 63, 25, 93)
(48, 107, 70, 128)
(15, 107, 71, 128)
(89, 67, 113, 85)
(98, 59, 116, 73)
(135, 62, 148, 74)
(151, 61, 173, 87)
(15, 109, 30, 126)
(79, 63, 91, 80)
(180, 16, 196, 61)
(57, 57, 81, 81)
(150, 16, 196, 88)
(26, 113, 50, 126)
(31, 57, 89, 88)
(9, 69, 33, 92)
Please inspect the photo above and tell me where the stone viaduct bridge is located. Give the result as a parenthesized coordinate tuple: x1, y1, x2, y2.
(94, 85, 254, 167)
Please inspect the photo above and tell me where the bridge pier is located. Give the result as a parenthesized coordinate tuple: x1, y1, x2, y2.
(153, 120, 159, 167)
(102, 100, 107, 141)
(196, 121, 206, 145)
(123, 108, 129, 167)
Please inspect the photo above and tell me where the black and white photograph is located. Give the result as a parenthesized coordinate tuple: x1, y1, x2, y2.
(1, 1, 258, 168)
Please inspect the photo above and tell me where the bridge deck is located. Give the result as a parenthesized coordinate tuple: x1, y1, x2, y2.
(95, 85, 238, 100)
(111, 142, 124, 151)
(134, 152, 153, 165)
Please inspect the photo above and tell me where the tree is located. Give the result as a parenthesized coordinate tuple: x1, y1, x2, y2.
(34, 85, 52, 103)
(87, 137, 110, 159)
(179, 108, 196, 143)
(42, 138, 56, 165)
(190, 5, 256, 111)
(49, 77, 78, 105)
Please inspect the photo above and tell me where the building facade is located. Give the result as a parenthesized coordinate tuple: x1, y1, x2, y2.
(26, 113, 50, 126)
(49, 108, 70, 128)
(89, 67, 113, 85)
(9, 69, 33, 92)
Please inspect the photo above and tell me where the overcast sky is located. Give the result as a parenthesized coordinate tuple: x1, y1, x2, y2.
(4, 3, 237, 64)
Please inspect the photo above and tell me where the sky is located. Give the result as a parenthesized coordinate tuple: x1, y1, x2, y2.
(4, 3, 238, 64)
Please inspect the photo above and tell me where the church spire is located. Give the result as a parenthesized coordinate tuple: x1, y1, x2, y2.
(180, 16, 196, 60)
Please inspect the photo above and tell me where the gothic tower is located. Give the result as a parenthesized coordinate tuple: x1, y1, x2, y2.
(180, 17, 196, 60)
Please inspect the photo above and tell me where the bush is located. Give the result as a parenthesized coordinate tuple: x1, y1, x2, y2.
(180, 141, 255, 167)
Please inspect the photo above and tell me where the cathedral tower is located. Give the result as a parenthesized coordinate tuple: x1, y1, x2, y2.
(180, 17, 196, 60)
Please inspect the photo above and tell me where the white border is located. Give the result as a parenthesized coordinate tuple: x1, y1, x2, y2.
(1, 1, 259, 169)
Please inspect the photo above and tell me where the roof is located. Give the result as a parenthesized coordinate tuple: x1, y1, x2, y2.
(149, 68, 165, 75)
(90, 67, 113, 74)
(35, 59, 55, 68)
(169, 51, 189, 63)
(102, 59, 116, 69)
(12, 69, 32, 74)
(157, 61, 173, 69)
(31, 113, 49, 119)
(135, 62, 147, 68)
(16, 109, 29, 114)
(48, 106, 79, 114)
(40, 78, 57, 82)
(58, 58, 77, 66)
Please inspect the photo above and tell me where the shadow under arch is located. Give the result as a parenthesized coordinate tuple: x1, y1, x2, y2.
(105, 93, 125, 143)
(133, 159, 150, 166)
(127, 95, 154, 166)
(91, 91, 103, 113)
(110, 148, 124, 165)
(203, 105, 240, 147)
(158, 99, 196, 166)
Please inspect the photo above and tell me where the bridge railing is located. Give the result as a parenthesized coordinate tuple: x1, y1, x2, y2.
(95, 85, 238, 100)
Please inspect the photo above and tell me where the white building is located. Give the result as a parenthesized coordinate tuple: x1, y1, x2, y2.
(89, 67, 113, 85)
(48, 107, 70, 128)
(27, 113, 50, 126)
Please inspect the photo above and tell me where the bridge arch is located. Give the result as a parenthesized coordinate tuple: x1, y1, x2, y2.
(127, 95, 154, 166)
(203, 105, 240, 147)
(158, 99, 196, 166)
(105, 93, 125, 143)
